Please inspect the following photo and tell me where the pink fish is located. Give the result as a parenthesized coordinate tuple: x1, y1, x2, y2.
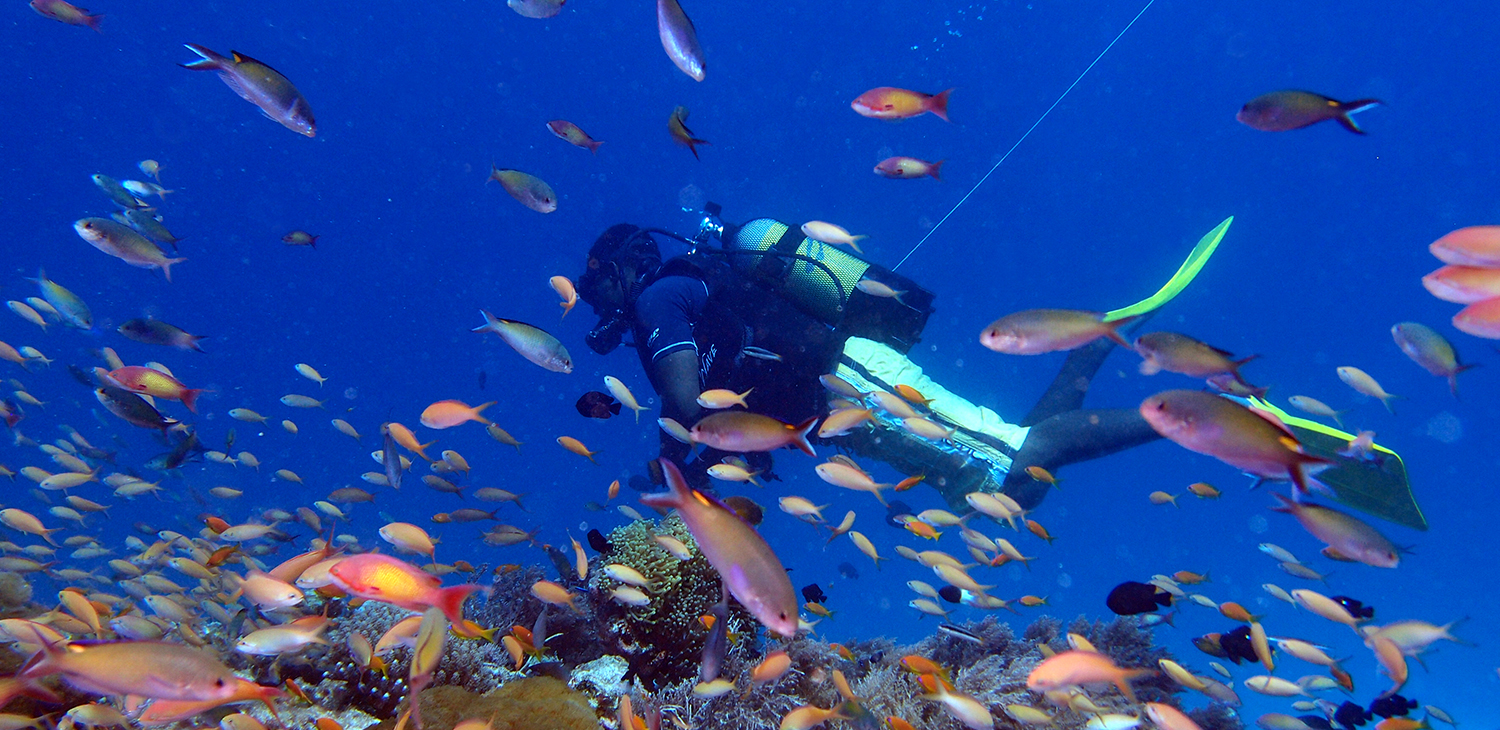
(641, 460, 798, 636)
(1140, 390, 1332, 496)
(689, 411, 816, 456)
(1422, 264, 1500, 303)
(1429, 226, 1500, 267)
(980, 309, 1132, 355)
(1271, 494, 1400, 569)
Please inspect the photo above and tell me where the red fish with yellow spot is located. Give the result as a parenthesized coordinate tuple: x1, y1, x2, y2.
(327, 553, 481, 623)
(106, 365, 206, 413)
(851, 87, 953, 121)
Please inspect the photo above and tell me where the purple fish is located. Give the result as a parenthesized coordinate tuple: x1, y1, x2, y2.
(656, 0, 704, 81)
(1236, 90, 1381, 135)
(1140, 390, 1332, 496)
(640, 460, 798, 636)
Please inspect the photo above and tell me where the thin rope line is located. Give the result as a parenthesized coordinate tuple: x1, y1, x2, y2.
(893, 0, 1158, 271)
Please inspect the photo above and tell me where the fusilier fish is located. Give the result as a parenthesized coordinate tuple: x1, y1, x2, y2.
(74, 218, 186, 281)
(656, 0, 704, 81)
(487, 166, 557, 213)
(180, 44, 316, 137)
(31, 270, 92, 331)
(118, 319, 205, 351)
(472, 311, 572, 373)
(1390, 322, 1475, 397)
(1236, 91, 1381, 134)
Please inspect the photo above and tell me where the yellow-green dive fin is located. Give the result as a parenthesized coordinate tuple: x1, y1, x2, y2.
(1248, 396, 1427, 532)
(1103, 216, 1233, 323)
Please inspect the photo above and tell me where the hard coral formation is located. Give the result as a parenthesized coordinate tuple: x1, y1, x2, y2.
(605, 616, 1236, 730)
(0, 571, 34, 617)
(590, 515, 751, 688)
(371, 678, 595, 730)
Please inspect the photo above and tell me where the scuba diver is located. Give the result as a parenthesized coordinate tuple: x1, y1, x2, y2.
(576, 205, 1427, 530)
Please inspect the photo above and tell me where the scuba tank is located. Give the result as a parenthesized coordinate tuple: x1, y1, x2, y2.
(705, 210, 935, 353)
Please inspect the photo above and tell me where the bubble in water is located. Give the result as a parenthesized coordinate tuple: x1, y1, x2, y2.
(1424, 411, 1463, 444)
(343, 387, 358, 400)
(1248, 514, 1269, 534)
(1056, 573, 1073, 588)
(677, 183, 706, 211)
(579, 521, 588, 532)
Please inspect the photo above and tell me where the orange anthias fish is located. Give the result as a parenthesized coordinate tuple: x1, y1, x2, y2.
(419, 400, 495, 429)
(547, 120, 603, 153)
(689, 411, 817, 456)
(327, 553, 481, 623)
(669, 106, 710, 159)
(1026, 650, 1152, 702)
(30, 0, 101, 31)
(179, 44, 316, 137)
(105, 365, 206, 413)
(14, 638, 242, 702)
(550, 276, 579, 319)
(851, 87, 953, 121)
(1140, 390, 1333, 497)
(873, 156, 942, 180)
(641, 460, 798, 636)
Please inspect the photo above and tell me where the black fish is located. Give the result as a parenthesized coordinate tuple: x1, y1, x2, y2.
(1297, 717, 1333, 730)
(801, 583, 827, 604)
(586, 528, 612, 554)
(576, 391, 621, 419)
(1330, 595, 1375, 620)
(1106, 581, 1172, 616)
(884, 500, 914, 528)
(938, 585, 962, 604)
(1368, 695, 1418, 720)
(627, 475, 654, 493)
(836, 562, 859, 580)
(1218, 625, 1259, 665)
(1335, 702, 1372, 729)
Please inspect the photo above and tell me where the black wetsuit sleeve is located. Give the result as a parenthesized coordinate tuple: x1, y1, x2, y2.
(633, 276, 709, 363)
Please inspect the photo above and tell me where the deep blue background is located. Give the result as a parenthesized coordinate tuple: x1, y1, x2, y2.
(3, 0, 1498, 720)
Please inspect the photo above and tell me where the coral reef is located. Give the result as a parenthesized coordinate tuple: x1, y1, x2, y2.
(603, 615, 1239, 730)
(369, 678, 596, 730)
(0, 571, 34, 617)
(585, 515, 755, 688)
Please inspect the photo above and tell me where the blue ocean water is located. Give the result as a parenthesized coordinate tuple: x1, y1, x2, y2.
(3, 0, 1498, 722)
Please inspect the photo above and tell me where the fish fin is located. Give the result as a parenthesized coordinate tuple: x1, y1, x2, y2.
(927, 159, 945, 181)
(587, 140, 604, 154)
(180, 388, 204, 414)
(158, 256, 186, 283)
(790, 417, 818, 457)
(927, 88, 954, 122)
(432, 584, 483, 623)
(180, 43, 225, 69)
(641, 459, 690, 510)
(471, 309, 501, 333)
(1449, 362, 1481, 398)
(1102, 317, 1134, 347)
(1336, 98, 1383, 133)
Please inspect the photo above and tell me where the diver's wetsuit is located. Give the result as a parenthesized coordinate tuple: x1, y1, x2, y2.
(628, 270, 1161, 509)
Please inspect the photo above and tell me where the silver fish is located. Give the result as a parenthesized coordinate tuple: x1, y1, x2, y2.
(656, 0, 704, 81)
